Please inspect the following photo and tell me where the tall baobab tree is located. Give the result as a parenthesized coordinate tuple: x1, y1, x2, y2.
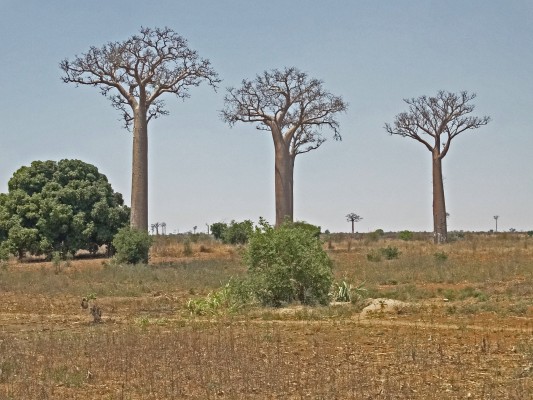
(346, 213, 362, 234)
(222, 67, 347, 226)
(61, 27, 219, 231)
(385, 91, 490, 244)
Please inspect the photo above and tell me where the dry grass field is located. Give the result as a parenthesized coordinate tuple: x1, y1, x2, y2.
(0, 233, 532, 399)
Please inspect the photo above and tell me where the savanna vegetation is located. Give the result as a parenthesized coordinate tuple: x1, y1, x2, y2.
(0, 232, 531, 399)
(0, 25, 523, 400)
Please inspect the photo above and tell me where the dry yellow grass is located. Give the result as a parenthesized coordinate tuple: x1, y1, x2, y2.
(0, 233, 532, 399)
(150, 234, 239, 264)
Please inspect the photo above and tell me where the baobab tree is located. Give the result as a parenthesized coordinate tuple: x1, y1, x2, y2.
(61, 27, 219, 231)
(222, 67, 347, 226)
(385, 91, 490, 244)
(346, 213, 362, 234)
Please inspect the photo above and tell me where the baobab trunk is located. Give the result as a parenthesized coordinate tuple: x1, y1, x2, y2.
(432, 152, 447, 244)
(130, 107, 149, 231)
(274, 145, 294, 227)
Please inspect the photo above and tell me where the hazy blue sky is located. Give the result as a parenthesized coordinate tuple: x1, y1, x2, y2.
(1, 1, 532, 233)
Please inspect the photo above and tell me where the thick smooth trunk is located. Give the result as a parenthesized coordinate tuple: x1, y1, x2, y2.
(130, 108, 149, 231)
(432, 153, 447, 244)
(274, 145, 294, 227)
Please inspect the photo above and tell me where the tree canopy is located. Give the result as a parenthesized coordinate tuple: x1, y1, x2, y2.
(385, 91, 490, 243)
(222, 67, 347, 157)
(222, 67, 347, 225)
(385, 91, 490, 159)
(346, 213, 363, 234)
(0, 159, 130, 259)
(60, 27, 220, 232)
(60, 26, 220, 131)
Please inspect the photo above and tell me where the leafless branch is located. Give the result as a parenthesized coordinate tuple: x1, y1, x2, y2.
(221, 67, 347, 156)
(385, 90, 491, 157)
(60, 26, 220, 131)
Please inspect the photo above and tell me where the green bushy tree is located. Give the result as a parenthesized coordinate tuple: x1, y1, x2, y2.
(210, 220, 254, 244)
(286, 220, 321, 238)
(223, 220, 254, 245)
(246, 219, 332, 306)
(112, 227, 153, 264)
(210, 222, 228, 240)
(0, 160, 129, 259)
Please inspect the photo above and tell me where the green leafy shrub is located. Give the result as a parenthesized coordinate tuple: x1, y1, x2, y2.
(0, 159, 129, 259)
(0, 243, 10, 261)
(380, 246, 401, 260)
(286, 220, 321, 238)
(448, 230, 465, 242)
(366, 229, 385, 243)
(398, 230, 413, 241)
(222, 220, 254, 244)
(246, 219, 333, 306)
(210, 222, 228, 240)
(112, 227, 153, 264)
(186, 278, 255, 315)
(368, 246, 401, 261)
(527, 231, 533, 237)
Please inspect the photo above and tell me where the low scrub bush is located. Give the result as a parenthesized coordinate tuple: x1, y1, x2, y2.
(365, 229, 384, 243)
(186, 278, 255, 315)
(448, 231, 465, 242)
(224, 220, 254, 244)
(367, 246, 401, 261)
(331, 280, 367, 303)
(246, 219, 333, 306)
(380, 246, 401, 260)
(398, 230, 413, 241)
(112, 227, 153, 264)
